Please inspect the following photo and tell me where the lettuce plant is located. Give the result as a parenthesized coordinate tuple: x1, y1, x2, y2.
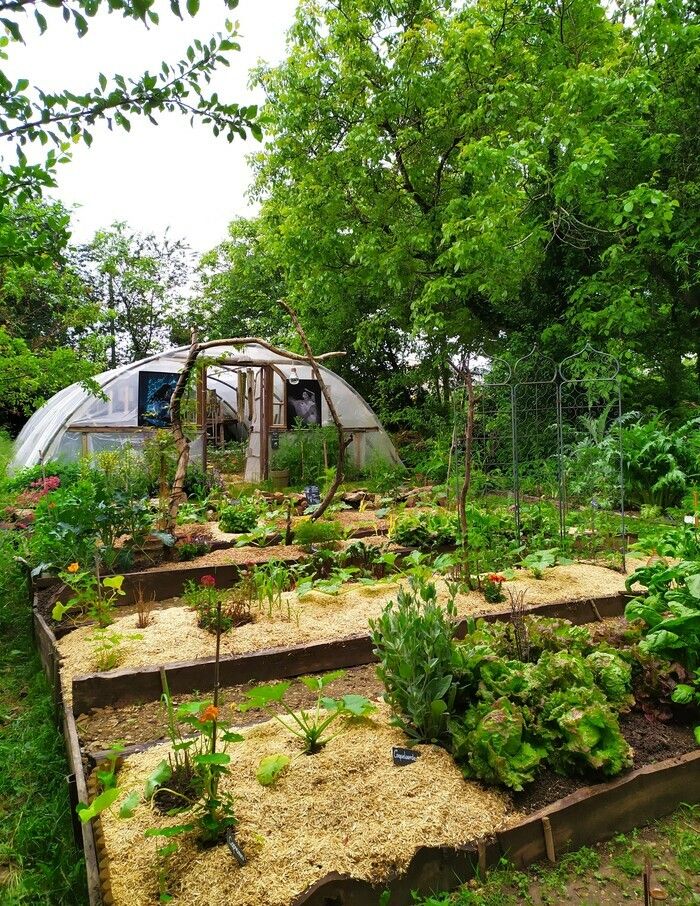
(538, 688, 632, 777)
(450, 698, 546, 791)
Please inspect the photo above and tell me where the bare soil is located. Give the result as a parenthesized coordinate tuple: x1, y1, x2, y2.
(78, 664, 383, 755)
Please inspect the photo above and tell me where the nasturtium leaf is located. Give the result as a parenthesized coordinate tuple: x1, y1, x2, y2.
(256, 754, 290, 786)
(193, 753, 230, 765)
(144, 760, 171, 801)
(119, 790, 141, 819)
(77, 787, 120, 822)
(144, 824, 194, 838)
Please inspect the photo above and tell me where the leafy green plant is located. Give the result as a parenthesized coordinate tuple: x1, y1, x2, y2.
(390, 510, 459, 550)
(370, 578, 457, 743)
(239, 670, 375, 754)
(251, 561, 293, 619)
(625, 561, 700, 672)
(218, 499, 259, 534)
(450, 698, 546, 791)
(183, 574, 252, 633)
(86, 627, 142, 672)
(292, 518, 344, 546)
(52, 566, 125, 628)
(538, 688, 632, 777)
(520, 548, 571, 579)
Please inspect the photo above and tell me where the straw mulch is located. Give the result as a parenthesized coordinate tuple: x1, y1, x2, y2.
(57, 561, 639, 696)
(99, 707, 518, 906)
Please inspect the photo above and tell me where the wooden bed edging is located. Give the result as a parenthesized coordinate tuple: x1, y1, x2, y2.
(72, 633, 375, 715)
(35, 531, 388, 608)
(33, 603, 63, 711)
(70, 593, 628, 716)
(291, 749, 700, 906)
(62, 696, 103, 906)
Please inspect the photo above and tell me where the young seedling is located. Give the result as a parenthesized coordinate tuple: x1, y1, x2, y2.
(239, 670, 375, 755)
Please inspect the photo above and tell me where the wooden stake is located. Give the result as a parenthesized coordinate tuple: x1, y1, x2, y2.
(477, 838, 487, 878)
(541, 816, 556, 862)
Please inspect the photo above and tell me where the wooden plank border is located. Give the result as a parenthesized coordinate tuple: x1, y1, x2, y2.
(62, 697, 103, 906)
(70, 593, 629, 715)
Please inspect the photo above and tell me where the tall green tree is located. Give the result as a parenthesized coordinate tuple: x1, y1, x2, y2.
(236, 0, 698, 421)
(79, 221, 191, 364)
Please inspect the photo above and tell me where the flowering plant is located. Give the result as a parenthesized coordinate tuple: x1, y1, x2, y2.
(52, 564, 126, 627)
(183, 574, 252, 633)
(17, 475, 61, 506)
(482, 573, 507, 604)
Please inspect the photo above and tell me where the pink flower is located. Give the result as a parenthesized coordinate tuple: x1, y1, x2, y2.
(200, 574, 216, 588)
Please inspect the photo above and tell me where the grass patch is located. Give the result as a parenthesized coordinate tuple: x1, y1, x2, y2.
(0, 532, 87, 904)
(412, 806, 700, 905)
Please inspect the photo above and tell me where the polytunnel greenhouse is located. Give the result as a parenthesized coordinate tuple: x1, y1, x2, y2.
(10, 340, 400, 481)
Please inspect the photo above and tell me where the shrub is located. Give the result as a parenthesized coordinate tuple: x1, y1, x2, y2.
(293, 518, 344, 546)
(218, 500, 259, 534)
(370, 578, 457, 743)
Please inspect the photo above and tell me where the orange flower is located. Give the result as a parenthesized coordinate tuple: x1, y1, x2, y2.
(487, 573, 506, 583)
(67, 562, 80, 573)
(200, 705, 220, 722)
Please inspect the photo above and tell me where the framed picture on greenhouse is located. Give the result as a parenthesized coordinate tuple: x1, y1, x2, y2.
(286, 379, 322, 428)
(137, 371, 179, 427)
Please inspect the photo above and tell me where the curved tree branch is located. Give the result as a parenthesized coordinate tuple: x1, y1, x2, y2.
(277, 299, 350, 521)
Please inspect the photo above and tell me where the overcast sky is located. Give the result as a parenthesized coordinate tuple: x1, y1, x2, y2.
(8, 0, 298, 254)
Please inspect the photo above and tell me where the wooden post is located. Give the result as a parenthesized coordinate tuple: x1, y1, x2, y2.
(196, 364, 208, 474)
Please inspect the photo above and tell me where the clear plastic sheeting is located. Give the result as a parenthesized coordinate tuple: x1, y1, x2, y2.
(9, 342, 401, 477)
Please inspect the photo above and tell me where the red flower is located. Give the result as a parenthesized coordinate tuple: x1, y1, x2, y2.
(487, 574, 506, 583)
(200, 574, 216, 588)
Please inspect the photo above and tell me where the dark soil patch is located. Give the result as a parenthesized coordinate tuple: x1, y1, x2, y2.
(78, 663, 383, 756)
(513, 710, 698, 814)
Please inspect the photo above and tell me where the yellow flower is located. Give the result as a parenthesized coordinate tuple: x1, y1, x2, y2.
(66, 562, 80, 573)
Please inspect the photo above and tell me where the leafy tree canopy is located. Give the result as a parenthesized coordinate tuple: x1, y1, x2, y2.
(0, 0, 262, 206)
(195, 0, 698, 423)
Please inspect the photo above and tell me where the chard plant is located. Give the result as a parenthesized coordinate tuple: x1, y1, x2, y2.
(239, 670, 375, 755)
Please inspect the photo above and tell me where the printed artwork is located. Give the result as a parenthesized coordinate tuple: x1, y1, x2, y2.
(137, 371, 179, 427)
(286, 379, 322, 427)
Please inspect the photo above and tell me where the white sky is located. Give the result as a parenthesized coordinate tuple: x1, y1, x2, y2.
(7, 0, 298, 254)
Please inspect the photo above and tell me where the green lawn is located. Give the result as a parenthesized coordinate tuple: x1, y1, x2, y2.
(0, 440, 87, 905)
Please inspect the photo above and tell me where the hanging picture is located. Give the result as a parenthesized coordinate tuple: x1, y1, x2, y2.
(137, 371, 179, 427)
(286, 379, 322, 428)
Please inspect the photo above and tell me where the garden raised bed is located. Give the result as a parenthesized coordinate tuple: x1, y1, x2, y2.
(85, 711, 699, 906)
(32, 572, 699, 906)
(63, 592, 630, 716)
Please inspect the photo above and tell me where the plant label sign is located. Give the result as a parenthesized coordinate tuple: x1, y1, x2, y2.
(304, 485, 321, 506)
(226, 828, 247, 866)
(392, 746, 420, 766)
